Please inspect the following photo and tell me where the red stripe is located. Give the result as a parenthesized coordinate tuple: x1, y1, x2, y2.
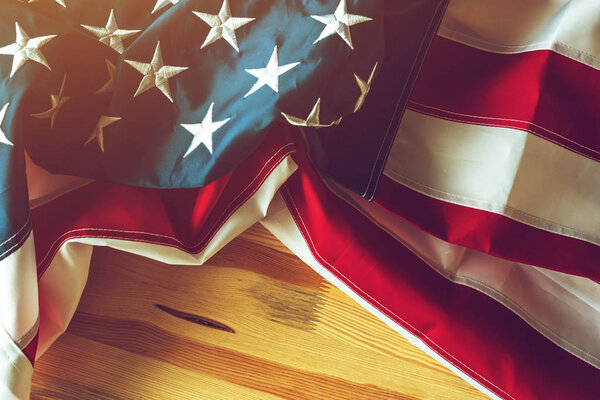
(374, 175, 600, 282)
(22, 331, 38, 366)
(32, 124, 296, 277)
(409, 36, 600, 161)
(283, 136, 600, 400)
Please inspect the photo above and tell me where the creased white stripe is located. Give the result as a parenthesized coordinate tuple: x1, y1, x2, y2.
(0, 323, 32, 400)
(384, 109, 600, 245)
(0, 236, 37, 400)
(0, 235, 38, 347)
(440, 0, 600, 68)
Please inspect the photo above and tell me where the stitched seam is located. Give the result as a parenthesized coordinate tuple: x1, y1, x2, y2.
(37, 145, 295, 274)
(197, 144, 295, 249)
(438, 28, 554, 53)
(0, 217, 30, 248)
(0, 221, 31, 261)
(327, 179, 600, 368)
(409, 101, 600, 156)
(437, 28, 600, 68)
(553, 41, 600, 67)
(407, 105, 598, 164)
(14, 316, 39, 350)
(38, 143, 294, 267)
(383, 171, 600, 246)
(362, 0, 448, 198)
(281, 185, 514, 400)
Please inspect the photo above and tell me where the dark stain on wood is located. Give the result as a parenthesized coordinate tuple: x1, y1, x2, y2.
(154, 304, 235, 334)
(248, 279, 325, 331)
(67, 312, 415, 400)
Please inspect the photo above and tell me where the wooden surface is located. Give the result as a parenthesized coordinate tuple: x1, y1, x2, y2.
(31, 224, 487, 400)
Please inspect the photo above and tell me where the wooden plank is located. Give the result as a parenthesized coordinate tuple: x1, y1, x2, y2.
(31, 224, 488, 400)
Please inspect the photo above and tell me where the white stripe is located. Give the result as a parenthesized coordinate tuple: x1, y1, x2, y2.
(0, 235, 38, 347)
(0, 323, 32, 400)
(384, 109, 600, 245)
(0, 236, 37, 400)
(36, 241, 93, 358)
(35, 155, 297, 357)
(440, 0, 600, 68)
(0, 151, 87, 398)
(260, 193, 503, 400)
(0, 155, 295, 399)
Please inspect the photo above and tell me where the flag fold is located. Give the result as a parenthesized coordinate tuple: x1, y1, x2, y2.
(1, 1, 599, 399)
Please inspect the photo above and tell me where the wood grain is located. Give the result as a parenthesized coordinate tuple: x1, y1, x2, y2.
(31, 224, 488, 400)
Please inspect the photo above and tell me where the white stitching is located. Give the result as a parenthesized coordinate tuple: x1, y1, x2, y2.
(0, 222, 31, 260)
(383, 170, 600, 246)
(282, 185, 516, 400)
(329, 179, 600, 368)
(409, 101, 600, 157)
(0, 217, 30, 248)
(37, 145, 296, 273)
(437, 28, 600, 70)
(406, 105, 598, 163)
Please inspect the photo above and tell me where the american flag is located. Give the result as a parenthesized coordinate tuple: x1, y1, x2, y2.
(1, 1, 599, 399)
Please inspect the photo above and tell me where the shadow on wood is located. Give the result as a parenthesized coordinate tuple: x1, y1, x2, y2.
(31, 224, 487, 400)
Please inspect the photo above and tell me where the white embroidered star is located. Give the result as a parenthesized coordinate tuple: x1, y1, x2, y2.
(311, 0, 372, 50)
(125, 42, 189, 102)
(85, 115, 121, 152)
(354, 62, 377, 112)
(18, 0, 66, 8)
(31, 74, 70, 128)
(96, 59, 117, 94)
(81, 9, 141, 54)
(152, 0, 179, 14)
(0, 22, 56, 77)
(244, 46, 300, 98)
(181, 102, 230, 157)
(193, 0, 255, 52)
(0, 103, 14, 147)
(281, 98, 341, 128)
